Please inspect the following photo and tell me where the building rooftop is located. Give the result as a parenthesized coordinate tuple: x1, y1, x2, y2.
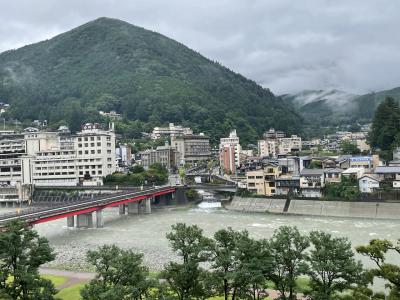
(374, 166, 400, 174)
(300, 169, 324, 176)
(324, 168, 344, 174)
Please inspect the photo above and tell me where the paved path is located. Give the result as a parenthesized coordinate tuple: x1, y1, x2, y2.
(40, 268, 95, 290)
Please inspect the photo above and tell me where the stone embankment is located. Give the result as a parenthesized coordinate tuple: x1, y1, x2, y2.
(227, 197, 400, 219)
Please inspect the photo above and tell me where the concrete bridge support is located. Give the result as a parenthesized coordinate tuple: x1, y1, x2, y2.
(118, 204, 126, 215)
(127, 202, 139, 214)
(95, 210, 104, 228)
(76, 213, 93, 228)
(145, 198, 151, 214)
(67, 216, 75, 227)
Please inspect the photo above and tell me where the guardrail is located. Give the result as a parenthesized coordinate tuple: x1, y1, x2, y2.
(0, 186, 175, 225)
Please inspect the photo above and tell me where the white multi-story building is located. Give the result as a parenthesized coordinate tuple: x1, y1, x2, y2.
(219, 130, 241, 173)
(20, 123, 116, 187)
(171, 134, 211, 165)
(258, 131, 302, 158)
(151, 123, 193, 140)
(75, 123, 116, 185)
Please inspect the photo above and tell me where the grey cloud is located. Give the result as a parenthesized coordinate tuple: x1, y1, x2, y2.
(0, 0, 399, 94)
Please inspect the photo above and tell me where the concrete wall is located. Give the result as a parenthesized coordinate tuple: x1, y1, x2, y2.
(228, 196, 400, 220)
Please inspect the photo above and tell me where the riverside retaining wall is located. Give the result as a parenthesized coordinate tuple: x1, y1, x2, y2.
(228, 196, 400, 219)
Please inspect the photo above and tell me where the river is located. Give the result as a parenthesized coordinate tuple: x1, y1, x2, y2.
(3, 205, 393, 274)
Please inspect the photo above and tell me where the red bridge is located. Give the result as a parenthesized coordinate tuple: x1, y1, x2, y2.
(0, 186, 176, 229)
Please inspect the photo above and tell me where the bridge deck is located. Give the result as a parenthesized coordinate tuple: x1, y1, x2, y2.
(0, 186, 175, 227)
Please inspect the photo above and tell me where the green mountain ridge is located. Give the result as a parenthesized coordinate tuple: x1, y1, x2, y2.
(284, 87, 400, 134)
(0, 17, 302, 144)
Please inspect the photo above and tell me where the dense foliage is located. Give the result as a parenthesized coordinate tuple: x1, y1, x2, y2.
(323, 176, 361, 201)
(368, 97, 400, 160)
(81, 245, 153, 300)
(0, 221, 57, 300)
(357, 239, 400, 299)
(103, 162, 168, 186)
(0, 17, 302, 145)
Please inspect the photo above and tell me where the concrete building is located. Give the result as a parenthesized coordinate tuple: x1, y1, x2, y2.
(0, 132, 25, 186)
(258, 129, 301, 158)
(116, 144, 132, 167)
(171, 134, 211, 165)
(246, 163, 281, 196)
(151, 123, 192, 140)
(21, 123, 116, 187)
(75, 123, 116, 185)
(140, 143, 180, 170)
(299, 169, 325, 198)
(219, 130, 241, 173)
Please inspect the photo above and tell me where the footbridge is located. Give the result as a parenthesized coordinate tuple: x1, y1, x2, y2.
(0, 186, 176, 230)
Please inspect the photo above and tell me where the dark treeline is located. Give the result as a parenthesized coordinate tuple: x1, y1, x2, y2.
(1, 221, 399, 299)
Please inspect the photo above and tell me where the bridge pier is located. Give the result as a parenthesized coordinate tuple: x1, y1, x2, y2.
(67, 216, 75, 227)
(118, 204, 126, 215)
(95, 210, 104, 228)
(127, 202, 139, 214)
(145, 198, 151, 214)
(76, 213, 93, 228)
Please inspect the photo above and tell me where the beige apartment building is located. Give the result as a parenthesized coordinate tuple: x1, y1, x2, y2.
(246, 163, 281, 196)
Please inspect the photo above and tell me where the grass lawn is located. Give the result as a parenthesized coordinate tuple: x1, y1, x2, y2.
(41, 274, 68, 288)
(56, 283, 86, 300)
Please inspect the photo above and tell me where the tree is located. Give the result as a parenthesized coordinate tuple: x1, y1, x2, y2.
(269, 226, 309, 300)
(368, 97, 400, 159)
(81, 245, 152, 300)
(161, 223, 212, 300)
(0, 220, 57, 300)
(307, 231, 363, 299)
(356, 239, 400, 299)
(340, 140, 361, 155)
(209, 228, 270, 300)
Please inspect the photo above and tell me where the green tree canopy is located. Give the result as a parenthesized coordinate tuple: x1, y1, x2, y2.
(368, 97, 400, 158)
(307, 231, 363, 299)
(0, 220, 57, 300)
(81, 245, 152, 300)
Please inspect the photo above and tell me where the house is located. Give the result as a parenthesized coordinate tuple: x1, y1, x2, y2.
(275, 175, 300, 195)
(359, 175, 380, 193)
(321, 158, 337, 169)
(374, 166, 400, 188)
(299, 169, 325, 198)
(341, 167, 365, 180)
(324, 168, 343, 184)
(246, 163, 281, 196)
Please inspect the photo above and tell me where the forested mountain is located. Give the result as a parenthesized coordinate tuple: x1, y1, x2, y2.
(0, 17, 302, 144)
(283, 87, 400, 136)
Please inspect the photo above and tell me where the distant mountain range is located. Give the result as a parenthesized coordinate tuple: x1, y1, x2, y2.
(0, 17, 302, 144)
(282, 87, 400, 131)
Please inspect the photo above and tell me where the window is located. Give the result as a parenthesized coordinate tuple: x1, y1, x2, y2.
(91, 143, 95, 147)
(107, 143, 111, 147)
(78, 144, 82, 148)
(78, 138, 82, 142)
(97, 150, 101, 154)
(78, 151, 82, 155)
(107, 150, 111, 154)
(84, 143, 88, 147)
(90, 137, 94, 141)
(97, 142, 101, 146)
(84, 137, 88, 141)
(85, 150, 89, 154)
(91, 150, 95, 154)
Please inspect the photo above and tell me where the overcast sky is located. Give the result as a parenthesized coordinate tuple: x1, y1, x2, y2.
(1, 0, 399, 95)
